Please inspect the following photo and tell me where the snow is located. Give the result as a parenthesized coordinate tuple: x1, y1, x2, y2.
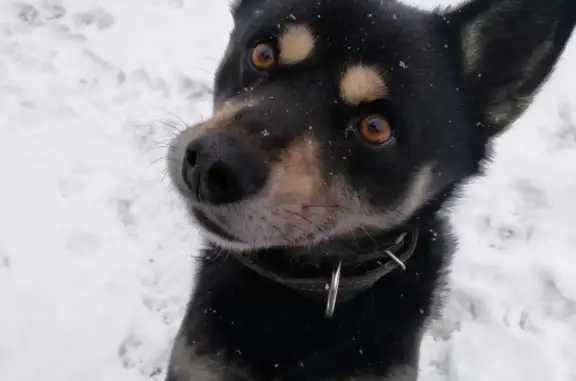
(0, 0, 575, 380)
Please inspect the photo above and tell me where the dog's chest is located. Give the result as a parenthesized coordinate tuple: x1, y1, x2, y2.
(200, 280, 427, 380)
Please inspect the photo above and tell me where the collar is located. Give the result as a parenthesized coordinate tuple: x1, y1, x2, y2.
(231, 228, 419, 318)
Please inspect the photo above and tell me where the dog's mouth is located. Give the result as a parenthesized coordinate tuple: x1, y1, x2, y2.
(181, 165, 434, 251)
(192, 208, 243, 244)
(187, 198, 335, 251)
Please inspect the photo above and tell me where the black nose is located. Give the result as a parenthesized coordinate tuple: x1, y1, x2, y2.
(181, 132, 266, 205)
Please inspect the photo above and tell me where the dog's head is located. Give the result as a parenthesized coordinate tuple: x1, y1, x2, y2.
(169, 0, 575, 251)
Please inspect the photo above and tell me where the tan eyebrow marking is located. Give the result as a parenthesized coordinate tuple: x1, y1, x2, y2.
(339, 65, 388, 105)
(278, 24, 316, 65)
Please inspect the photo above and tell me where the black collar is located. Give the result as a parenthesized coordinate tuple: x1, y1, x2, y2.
(231, 228, 419, 318)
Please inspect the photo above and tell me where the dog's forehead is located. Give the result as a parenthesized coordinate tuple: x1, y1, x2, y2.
(232, 0, 426, 58)
(234, 0, 403, 21)
(217, 0, 438, 117)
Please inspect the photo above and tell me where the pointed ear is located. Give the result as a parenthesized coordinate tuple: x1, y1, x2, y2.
(229, 0, 245, 16)
(230, 0, 261, 18)
(444, 0, 576, 136)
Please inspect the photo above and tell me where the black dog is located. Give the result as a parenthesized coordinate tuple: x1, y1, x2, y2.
(165, 0, 576, 379)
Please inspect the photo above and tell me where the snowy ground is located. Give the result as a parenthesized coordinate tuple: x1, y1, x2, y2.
(0, 0, 575, 380)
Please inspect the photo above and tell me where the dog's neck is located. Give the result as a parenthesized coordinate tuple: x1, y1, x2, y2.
(228, 227, 419, 317)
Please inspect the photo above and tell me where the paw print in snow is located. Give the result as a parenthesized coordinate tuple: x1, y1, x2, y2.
(118, 331, 144, 370)
(0, 245, 10, 269)
(16, 2, 66, 26)
(74, 7, 114, 30)
(117, 328, 170, 380)
(43, 2, 66, 20)
(482, 179, 545, 250)
(551, 102, 576, 150)
(16, 4, 42, 26)
(178, 75, 214, 101)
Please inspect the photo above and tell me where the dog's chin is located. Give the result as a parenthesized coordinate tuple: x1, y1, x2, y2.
(190, 208, 248, 250)
(190, 208, 324, 252)
(190, 209, 265, 252)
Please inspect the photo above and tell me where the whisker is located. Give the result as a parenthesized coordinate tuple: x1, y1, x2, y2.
(133, 122, 175, 136)
(268, 203, 343, 209)
(157, 120, 185, 135)
(162, 110, 190, 129)
(199, 56, 221, 63)
(147, 156, 168, 168)
(147, 143, 175, 152)
(284, 210, 328, 235)
(160, 169, 170, 183)
(359, 226, 377, 246)
(269, 223, 292, 245)
(140, 117, 184, 131)
(303, 203, 342, 208)
(186, 65, 216, 76)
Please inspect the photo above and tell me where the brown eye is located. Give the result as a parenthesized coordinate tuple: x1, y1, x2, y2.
(250, 43, 276, 71)
(359, 115, 393, 145)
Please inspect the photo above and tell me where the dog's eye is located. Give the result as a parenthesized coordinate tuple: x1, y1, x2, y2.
(250, 43, 277, 71)
(359, 115, 393, 145)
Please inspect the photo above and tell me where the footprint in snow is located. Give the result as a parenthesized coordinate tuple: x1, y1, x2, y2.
(16, 2, 66, 26)
(74, 8, 114, 30)
(0, 248, 10, 269)
(481, 179, 546, 250)
(117, 328, 170, 380)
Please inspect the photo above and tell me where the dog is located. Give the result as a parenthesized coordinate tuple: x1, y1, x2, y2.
(165, 0, 576, 379)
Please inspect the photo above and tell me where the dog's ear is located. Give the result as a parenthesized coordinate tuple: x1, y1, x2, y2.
(229, 0, 261, 17)
(444, 0, 576, 136)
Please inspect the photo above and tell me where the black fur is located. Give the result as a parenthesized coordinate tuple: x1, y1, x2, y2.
(170, 200, 451, 381)
(166, 0, 576, 380)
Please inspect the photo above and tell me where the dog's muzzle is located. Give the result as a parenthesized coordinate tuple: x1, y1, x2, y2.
(180, 131, 267, 206)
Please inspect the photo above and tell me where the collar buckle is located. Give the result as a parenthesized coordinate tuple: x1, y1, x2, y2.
(230, 229, 419, 318)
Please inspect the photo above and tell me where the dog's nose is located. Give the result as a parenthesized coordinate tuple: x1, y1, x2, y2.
(181, 132, 266, 205)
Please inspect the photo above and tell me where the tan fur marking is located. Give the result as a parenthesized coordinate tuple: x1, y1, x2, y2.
(268, 134, 322, 205)
(278, 24, 316, 65)
(331, 165, 433, 235)
(193, 101, 252, 136)
(339, 65, 388, 105)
